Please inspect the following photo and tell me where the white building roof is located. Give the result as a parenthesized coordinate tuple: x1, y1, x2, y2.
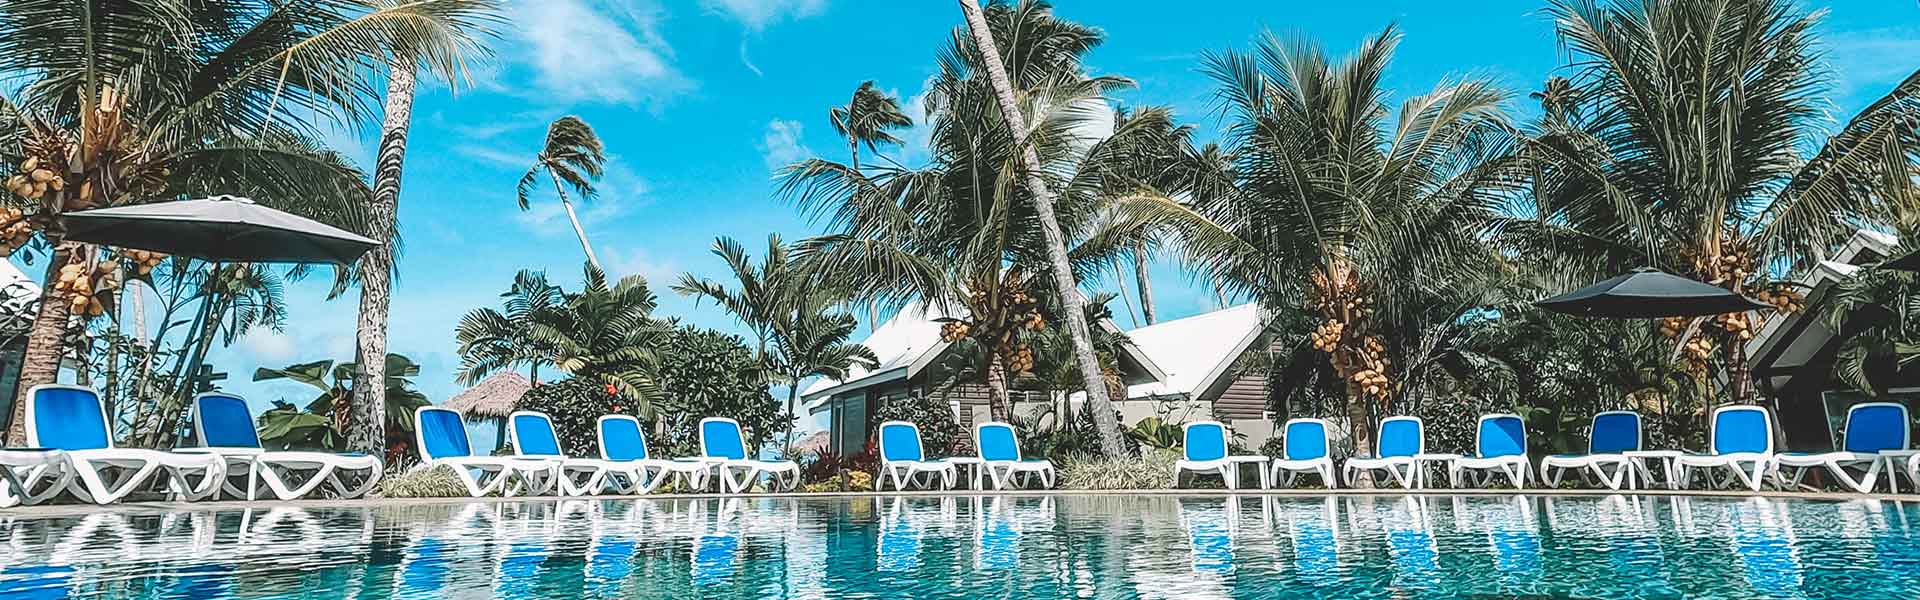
(799, 301, 957, 407)
(1747, 229, 1898, 389)
(1123, 303, 1264, 400)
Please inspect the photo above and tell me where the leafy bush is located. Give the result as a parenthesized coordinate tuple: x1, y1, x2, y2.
(1013, 403, 1141, 461)
(801, 440, 880, 484)
(800, 471, 873, 493)
(515, 377, 629, 457)
(872, 392, 969, 456)
(1058, 449, 1178, 490)
(375, 466, 469, 498)
(649, 323, 789, 457)
(1126, 416, 1181, 450)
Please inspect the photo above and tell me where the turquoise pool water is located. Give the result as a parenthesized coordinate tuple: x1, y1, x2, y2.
(2, 494, 1918, 599)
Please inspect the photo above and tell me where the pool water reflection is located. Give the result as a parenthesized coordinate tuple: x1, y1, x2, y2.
(3, 494, 1920, 599)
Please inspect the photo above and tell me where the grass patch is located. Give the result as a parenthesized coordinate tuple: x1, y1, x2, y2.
(374, 466, 470, 498)
(1059, 449, 1179, 490)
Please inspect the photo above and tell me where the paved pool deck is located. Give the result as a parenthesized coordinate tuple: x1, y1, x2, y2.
(6, 487, 1916, 519)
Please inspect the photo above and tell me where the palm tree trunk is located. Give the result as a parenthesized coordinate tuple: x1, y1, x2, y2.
(351, 55, 414, 456)
(5, 242, 80, 446)
(958, 0, 1126, 457)
(986, 353, 1011, 422)
(1132, 243, 1155, 324)
(784, 378, 802, 454)
(550, 175, 601, 269)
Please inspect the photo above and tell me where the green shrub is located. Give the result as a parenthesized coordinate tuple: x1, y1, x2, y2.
(649, 323, 789, 457)
(375, 466, 470, 498)
(515, 377, 628, 457)
(872, 392, 969, 455)
(1058, 449, 1178, 490)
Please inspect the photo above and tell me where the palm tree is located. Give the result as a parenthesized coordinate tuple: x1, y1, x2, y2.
(1117, 26, 1524, 453)
(768, 311, 878, 453)
(0, 1, 498, 445)
(828, 82, 913, 328)
(351, 0, 505, 456)
(1513, 0, 1920, 405)
(830, 82, 914, 173)
(454, 269, 565, 385)
(672, 235, 800, 361)
(784, 2, 1172, 448)
(518, 116, 608, 267)
(469, 263, 666, 414)
(954, 0, 1126, 455)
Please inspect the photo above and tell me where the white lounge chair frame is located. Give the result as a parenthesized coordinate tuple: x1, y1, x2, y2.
(507, 410, 655, 496)
(184, 392, 382, 501)
(1538, 410, 1641, 489)
(1676, 405, 1776, 492)
(26, 384, 225, 504)
(1449, 414, 1531, 488)
(1344, 416, 1425, 488)
(973, 421, 1055, 489)
(412, 406, 560, 497)
(698, 417, 800, 493)
(876, 420, 956, 491)
(0, 449, 71, 507)
(596, 415, 711, 494)
(1268, 418, 1338, 489)
(1773, 402, 1909, 493)
(1173, 420, 1269, 489)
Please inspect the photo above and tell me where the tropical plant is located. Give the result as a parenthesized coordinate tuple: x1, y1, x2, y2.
(453, 269, 565, 385)
(253, 354, 431, 464)
(1056, 448, 1177, 490)
(538, 264, 667, 411)
(351, 0, 507, 456)
(768, 311, 878, 452)
(647, 322, 787, 458)
(0, 0, 489, 445)
(1118, 25, 1524, 453)
(872, 390, 970, 457)
(1508, 0, 1920, 407)
(786, 2, 1178, 455)
(518, 115, 608, 267)
(672, 235, 801, 360)
(1821, 263, 1920, 398)
(829, 81, 914, 173)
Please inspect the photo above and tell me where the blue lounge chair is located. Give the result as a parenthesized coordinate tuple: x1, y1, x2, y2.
(974, 421, 1056, 489)
(1173, 420, 1269, 489)
(412, 406, 559, 497)
(1539, 411, 1641, 489)
(1268, 418, 1337, 489)
(1775, 402, 1909, 493)
(1677, 405, 1776, 491)
(699, 417, 799, 493)
(878, 420, 955, 491)
(1344, 416, 1424, 488)
(508, 410, 658, 496)
(1450, 414, 1530, 488)
(183, 392, 382, 500)
(596, 415, 710, 493)
(0, 448, 69, 507)
(26, 385, 224, 504)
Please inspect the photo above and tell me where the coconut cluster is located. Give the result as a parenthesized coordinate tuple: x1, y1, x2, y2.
(0, 207, 33, 255)
(3, 157, 65, 203)
(54, 259, 120, 318)
(119, 248, 164, 276)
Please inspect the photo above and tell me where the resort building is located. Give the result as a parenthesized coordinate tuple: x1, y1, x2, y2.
(1748, 228, 1917, 451)
(802, 302, 1277, 455)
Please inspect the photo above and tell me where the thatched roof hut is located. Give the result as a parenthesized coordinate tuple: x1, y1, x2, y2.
(445, 372, 530, 422)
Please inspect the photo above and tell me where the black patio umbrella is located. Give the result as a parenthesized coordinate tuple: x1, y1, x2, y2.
(1533, 267, 1769, 318)
(60, 195, 379, 264)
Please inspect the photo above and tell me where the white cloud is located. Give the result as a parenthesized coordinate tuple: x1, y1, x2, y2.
(238, 329, 298, 365)
(698, 0, 826, 31)
(515, 0, 690, 106)
(758, 119, 813, 172)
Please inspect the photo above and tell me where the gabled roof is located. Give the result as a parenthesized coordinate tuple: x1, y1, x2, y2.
(1748, 229, 1898, 389)
(1123, 304, 1264, 399)
(800, 299, 1169, 408)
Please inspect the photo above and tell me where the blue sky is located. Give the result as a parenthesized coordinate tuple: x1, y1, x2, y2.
(35, 1, 1918, 438)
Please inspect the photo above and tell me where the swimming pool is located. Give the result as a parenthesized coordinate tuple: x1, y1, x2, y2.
(1, 494, 1917, 599)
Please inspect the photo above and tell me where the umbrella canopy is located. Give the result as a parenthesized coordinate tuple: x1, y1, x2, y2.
(61, 195, 379, 264)
(444, 372, 531, 423)
(1884, 249, 1920, 272)
(1534, 267, 1770, 318)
